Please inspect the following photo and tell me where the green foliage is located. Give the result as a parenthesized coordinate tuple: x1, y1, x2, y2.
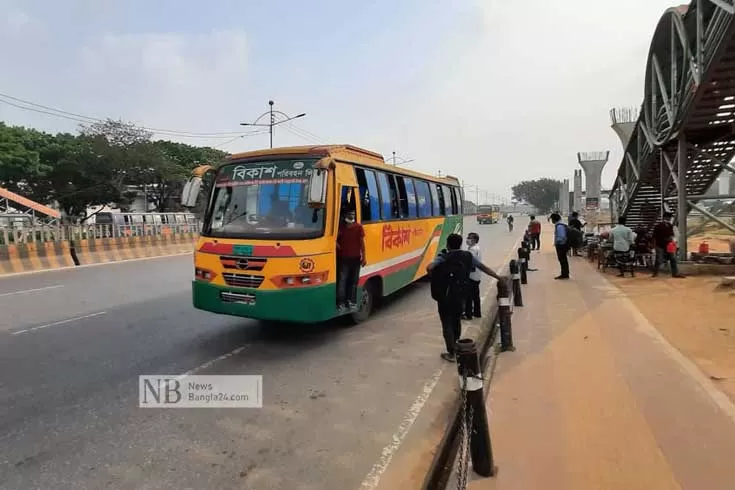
(511, 178, 562, 214)
(0, 119, 226, 220)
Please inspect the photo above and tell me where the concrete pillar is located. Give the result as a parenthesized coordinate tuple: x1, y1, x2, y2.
(561, 179, 570, 216)
(578, 151, 609, 213)
(610, 108, 638, 149)
(573, 169, 583, 213)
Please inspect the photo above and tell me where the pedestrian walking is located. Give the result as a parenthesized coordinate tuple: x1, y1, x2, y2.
(568, 212, 584, 256)
(550, 213, 570, 279)
(427, 233, 504, 362)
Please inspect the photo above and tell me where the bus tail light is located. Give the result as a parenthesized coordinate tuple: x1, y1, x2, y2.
(272, 271, 328, 288)
(195, 267, 217, 282)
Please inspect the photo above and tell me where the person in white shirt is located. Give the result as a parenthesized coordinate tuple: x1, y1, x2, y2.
(610, 217, 637, 277)
(463, 232, 482, 319)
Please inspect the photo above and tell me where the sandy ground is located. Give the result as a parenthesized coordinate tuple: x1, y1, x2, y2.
(608, 274, 735, 403)
(687, 233, 734, 253)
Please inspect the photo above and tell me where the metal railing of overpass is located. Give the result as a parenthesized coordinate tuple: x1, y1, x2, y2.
(610, 0, 735, 257)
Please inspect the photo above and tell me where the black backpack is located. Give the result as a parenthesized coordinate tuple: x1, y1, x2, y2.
(568, 226, 583, 248)
(430, 250, 472, 303)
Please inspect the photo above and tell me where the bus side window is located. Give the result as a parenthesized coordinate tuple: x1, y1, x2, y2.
(452, 187, 462, 215)
(403, 178, 418, 218)
(376, 172, 394, 220)
(429, 182, 441, 216)
(436, 184, 447, 215)
(441, 186, 454, 215)
(393, 176, 409, 218)
(354, 168, 371, 222)
(415, 180, 432, 217)
(387, 175, 401, 219)
(355, 168, 381, 222)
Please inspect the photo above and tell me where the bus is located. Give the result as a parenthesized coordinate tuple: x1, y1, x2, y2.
(181, 145, 464, 324)
(476, 205, 500, 224)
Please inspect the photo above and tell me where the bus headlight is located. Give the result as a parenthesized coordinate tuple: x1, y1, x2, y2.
(195, 267, 217, 282)
(272, 271, 328, 288)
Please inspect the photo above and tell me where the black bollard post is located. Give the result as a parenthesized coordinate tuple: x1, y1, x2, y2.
(496, 278, 515, 351)
(456, 338, 497, 477)
(509, 260, 523, 307)
(517, 248, 528, 284)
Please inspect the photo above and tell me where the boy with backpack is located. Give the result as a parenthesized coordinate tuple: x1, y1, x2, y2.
(427, 233, 504, 362)
(463, 232, 482, 320)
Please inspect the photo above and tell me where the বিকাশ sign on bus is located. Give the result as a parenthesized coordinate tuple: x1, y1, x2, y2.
(216, 160, 315, 187)
(381, 223, 425, 251)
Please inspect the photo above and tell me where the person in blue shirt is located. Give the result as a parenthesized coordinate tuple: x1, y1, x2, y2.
(427, 233, 504, 361)
(551, 213, 570, 279)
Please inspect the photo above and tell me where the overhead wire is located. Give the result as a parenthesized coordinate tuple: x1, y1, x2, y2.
(0, 92, 254, 139)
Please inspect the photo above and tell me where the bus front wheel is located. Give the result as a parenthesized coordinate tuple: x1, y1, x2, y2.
(350, 280, 376, 324)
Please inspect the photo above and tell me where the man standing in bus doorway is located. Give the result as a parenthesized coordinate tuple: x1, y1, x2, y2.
(337, 209, 366, 311)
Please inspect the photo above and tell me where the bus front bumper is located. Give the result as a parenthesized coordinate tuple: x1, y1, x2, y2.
(192, 281, 337, 324)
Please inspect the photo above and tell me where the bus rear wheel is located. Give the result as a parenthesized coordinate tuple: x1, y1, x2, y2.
(350, 280, 376, 324)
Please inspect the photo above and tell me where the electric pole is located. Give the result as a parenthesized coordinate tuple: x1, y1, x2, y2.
(241, 100, 306, 148)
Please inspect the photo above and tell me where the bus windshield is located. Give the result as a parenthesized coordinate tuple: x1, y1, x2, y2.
(477, 206, 494, 213)
(203, 158, 325, 239)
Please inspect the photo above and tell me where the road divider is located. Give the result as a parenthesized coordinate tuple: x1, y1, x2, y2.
(1, 223, 200, 277)
(71, 233, 198, 266)
(0, 241, 76, 275)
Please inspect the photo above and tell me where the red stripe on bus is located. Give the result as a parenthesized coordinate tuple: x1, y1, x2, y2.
(358, 255, 422, 286)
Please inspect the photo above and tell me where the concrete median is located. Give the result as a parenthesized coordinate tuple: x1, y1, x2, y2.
(0, 241, 76, 275)
(71, 233, 198, 266)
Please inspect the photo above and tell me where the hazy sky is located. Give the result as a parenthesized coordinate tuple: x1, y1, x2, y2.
(0, 0, 683, 201)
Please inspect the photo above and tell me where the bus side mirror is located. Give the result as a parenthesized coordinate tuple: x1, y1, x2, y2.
(181, 177, 202, 208)
(308, 169, 328, 208)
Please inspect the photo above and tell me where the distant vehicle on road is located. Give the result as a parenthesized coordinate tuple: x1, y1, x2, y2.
(181, 145, 464, 324)
(476, 205, 499, 224)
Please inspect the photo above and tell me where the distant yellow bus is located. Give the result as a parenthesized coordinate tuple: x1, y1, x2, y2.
(476, 205, 500, 224)
(182, 145, 464, 324)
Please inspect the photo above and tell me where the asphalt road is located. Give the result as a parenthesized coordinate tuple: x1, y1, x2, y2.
(0, 216, 524, 490)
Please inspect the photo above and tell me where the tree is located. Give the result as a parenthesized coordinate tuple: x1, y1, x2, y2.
(0, 118, 226, 219)
(511, 178, 561, 214)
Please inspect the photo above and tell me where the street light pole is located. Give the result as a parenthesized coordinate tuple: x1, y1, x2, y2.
(240, 100, 306, 149)
(269, 100, 274, 148)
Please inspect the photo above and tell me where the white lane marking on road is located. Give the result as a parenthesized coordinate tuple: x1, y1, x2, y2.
(0, 284, 64, 297)
(11, 311, 107, 335)
(359, 367, 445, 490)
(174, 345, 249, 381)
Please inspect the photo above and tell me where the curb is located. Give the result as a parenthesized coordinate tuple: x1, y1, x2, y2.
(420, 296, 501, 490)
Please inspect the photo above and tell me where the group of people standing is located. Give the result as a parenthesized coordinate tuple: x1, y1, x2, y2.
(608, 212, 685, 278)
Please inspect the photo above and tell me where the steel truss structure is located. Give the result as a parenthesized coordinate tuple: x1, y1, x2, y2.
(610, 0, 735, 258)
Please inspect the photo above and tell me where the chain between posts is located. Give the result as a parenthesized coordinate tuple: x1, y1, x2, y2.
(456, 369, 475, 490)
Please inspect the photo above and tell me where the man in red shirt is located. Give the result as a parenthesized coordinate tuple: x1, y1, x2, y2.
(528, 215, 542, 251)
(337, 209, 366, 310)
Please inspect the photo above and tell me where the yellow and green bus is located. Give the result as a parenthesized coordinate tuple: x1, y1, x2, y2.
(476, 205, 500, 224)
(182, 145, 464, 324)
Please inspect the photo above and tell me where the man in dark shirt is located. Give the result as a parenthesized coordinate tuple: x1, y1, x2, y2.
(337, 209, 366, 310)
(427, 233, 504, 362)
(652, 212, 684, 278)
(568, 212, 583, 256)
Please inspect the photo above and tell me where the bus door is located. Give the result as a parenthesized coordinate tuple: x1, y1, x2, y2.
(337, 186, 358, 294)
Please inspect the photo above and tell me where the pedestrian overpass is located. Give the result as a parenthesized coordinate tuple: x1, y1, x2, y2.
(610, 0, 735, 257)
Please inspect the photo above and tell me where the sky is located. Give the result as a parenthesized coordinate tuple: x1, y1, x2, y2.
(0, 0, 685, 202)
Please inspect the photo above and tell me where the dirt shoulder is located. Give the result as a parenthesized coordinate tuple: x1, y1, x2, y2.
(609, 274, 735, 403)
